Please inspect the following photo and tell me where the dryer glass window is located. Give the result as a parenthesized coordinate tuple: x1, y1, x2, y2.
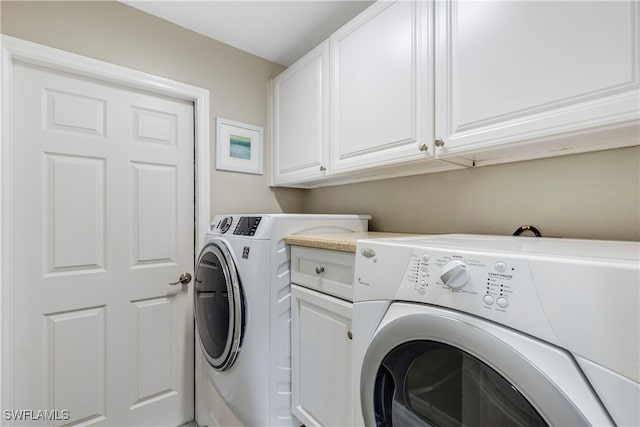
(374, 341, 547, 427)
(194, 241, 245, 373)
(195, 250, 230, 360)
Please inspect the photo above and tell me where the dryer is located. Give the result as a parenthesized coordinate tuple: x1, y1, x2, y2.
(352, 234, 639, 427)
(194, 214, 369, 427)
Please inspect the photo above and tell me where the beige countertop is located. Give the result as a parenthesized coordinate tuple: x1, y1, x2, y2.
(284, 231, 410, 253)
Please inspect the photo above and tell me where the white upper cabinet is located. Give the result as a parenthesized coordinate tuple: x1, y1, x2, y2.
(270, 0, 639, 187)
(272, 41, 329, 186)
(330, 0, 434, 173)
(435, 0, 640, 162)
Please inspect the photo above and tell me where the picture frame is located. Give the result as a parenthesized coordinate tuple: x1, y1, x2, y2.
(216, 117, 264, 175)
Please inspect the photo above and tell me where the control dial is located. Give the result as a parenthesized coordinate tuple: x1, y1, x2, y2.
(219, 216, 233, 234)
(440, 260, 470, 289)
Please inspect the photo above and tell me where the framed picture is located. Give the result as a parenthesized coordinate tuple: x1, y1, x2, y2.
(216, 117, 264, 175)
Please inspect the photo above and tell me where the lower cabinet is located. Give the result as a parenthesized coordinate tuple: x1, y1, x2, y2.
(291, 284, 353, 427)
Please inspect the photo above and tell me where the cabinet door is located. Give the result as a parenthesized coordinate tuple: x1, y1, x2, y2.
(330, 0, 434, 173)
(435, 0, 640, 158)
(272, 41, 329, 185)
(291, 285, 353, 427)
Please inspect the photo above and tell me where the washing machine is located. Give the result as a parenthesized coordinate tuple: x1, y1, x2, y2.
(352, 234, 639, 427)
(194, 214, 369, 427)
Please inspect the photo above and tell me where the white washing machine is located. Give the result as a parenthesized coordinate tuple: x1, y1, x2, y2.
(194, 214, 369, 427)
(352, 234, 639, 427)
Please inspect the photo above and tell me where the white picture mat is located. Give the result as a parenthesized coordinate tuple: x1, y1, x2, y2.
(216, 117, 264, 174)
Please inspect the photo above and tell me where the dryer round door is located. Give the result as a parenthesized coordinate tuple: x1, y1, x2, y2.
(360, 303, 612, 427)
(194, 240, 244, 371)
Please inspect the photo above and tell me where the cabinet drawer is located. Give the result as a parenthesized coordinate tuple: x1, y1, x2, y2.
(291, 246, 355, 301)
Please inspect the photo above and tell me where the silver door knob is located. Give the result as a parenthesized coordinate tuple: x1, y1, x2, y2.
(418, 143, 428, 152)
(320, 165, 327, 172)
(169, 272, 192, 285)
(315, 266, 325, 274)
(435, 139, 445, 148)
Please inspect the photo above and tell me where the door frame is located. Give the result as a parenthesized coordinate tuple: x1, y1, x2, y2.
(0, 35, 211, 413)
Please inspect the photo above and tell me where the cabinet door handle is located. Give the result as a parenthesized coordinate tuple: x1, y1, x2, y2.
(435, 139, 445, 148)
(418, 143, 429, 152)
(347, 330, 353, 340)
(319, 165, 326, 172)
(315, 266, 325, 274)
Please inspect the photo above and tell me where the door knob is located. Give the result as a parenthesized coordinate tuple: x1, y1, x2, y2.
(169, 272, 192, 285)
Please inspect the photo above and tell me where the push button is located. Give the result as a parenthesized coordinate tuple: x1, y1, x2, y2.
(494, 261, 507, 272)
(483, 294, 495, 305)
(496, 297, 509, 308)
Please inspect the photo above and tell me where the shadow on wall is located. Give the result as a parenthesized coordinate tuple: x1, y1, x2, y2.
(303, 146, 640, 241)
(272, 187, 306, 214)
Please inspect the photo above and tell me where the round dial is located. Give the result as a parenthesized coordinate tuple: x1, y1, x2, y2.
(219, 217, 233, 234)
(440, 260, 470, 289)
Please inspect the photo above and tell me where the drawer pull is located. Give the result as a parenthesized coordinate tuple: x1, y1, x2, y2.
(347, 330, 353, 340)
(315, 266, 325, 274)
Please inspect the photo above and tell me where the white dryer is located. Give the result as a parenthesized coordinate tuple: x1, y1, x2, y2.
(194, 214, 369, 427)
(352, 234, 639, 427)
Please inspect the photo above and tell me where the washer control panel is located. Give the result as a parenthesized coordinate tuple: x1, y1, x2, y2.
(398, 248, 535, 321)
(233, 216, 262, 236)
(210, 216, 263, 236)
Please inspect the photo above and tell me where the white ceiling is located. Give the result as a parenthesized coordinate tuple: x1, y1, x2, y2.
(122, 1, 373, 66)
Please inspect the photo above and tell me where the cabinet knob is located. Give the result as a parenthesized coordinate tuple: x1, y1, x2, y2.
(315, 266, 325, 274)
(347, 330, 353, 340)
(319, 165, 326, 172)
(435, 139, 445, 148)
(418, 143, 428, 152)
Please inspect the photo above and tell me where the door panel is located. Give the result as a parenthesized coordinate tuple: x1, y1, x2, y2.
(130, 296, 176, 406)
(45, 88, 107, 137)
(12, 62, 194, 426)
(45, 307, 107, 427)
(131, 162, 178, 266)
(45, 154, 106, 274)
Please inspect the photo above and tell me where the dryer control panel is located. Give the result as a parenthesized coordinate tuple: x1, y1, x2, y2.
(354, 238, 560, 346)
(401, 249, 526, 315)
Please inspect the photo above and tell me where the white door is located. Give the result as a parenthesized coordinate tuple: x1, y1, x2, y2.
(10, 62, 194, 426)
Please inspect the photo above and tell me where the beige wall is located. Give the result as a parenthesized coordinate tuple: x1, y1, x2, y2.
(306, 146, 640, 241)
(1, 0, 306, 217)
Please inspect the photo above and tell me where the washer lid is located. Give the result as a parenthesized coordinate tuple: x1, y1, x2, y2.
(194, 241, 244, 371)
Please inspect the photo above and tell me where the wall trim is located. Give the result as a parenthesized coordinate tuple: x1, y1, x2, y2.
(0, 35, 211, 411)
